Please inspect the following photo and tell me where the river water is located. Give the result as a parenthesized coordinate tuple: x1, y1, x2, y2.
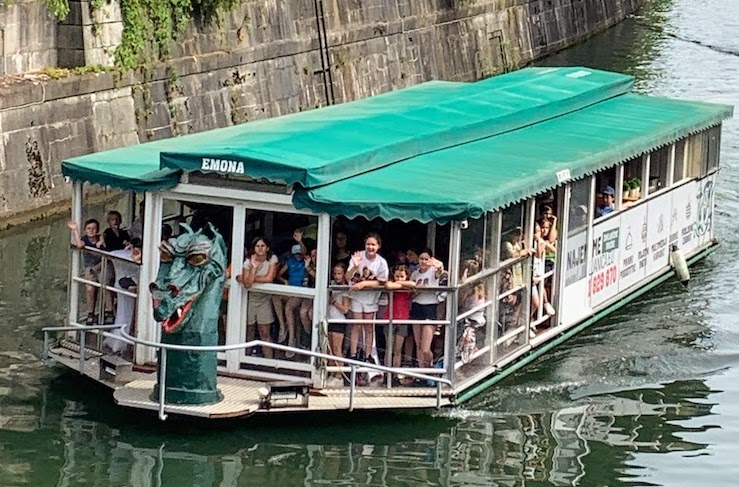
(1, 1, 738, 485)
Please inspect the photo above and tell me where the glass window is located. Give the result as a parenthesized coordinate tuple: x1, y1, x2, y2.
(460, 216, 486, 270)
(456, 273, 494, 367)
(594, 167, 616, 219)
(686, 132, 705, 179)
(495, 261, 530, 358)
(499, 202, 526, 265)
(485, 212, 500, 271)
(622, 157, 644, 206)
(706, 125, 721, 172)
(648, 146, 670, 193)
(673, 139, 686, 182)
(568, 178, 590, 233)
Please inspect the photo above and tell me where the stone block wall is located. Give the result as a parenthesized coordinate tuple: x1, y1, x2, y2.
(0, 0, 645, 226)
(0, 0, 58, 74)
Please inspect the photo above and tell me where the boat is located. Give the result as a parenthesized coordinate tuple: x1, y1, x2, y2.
(43, 67, 732, 420)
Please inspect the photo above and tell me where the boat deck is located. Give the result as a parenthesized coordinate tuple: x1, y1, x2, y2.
(47, 345, 452, 419)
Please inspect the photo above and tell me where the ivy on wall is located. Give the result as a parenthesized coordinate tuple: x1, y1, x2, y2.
(44, 0, 239, 69)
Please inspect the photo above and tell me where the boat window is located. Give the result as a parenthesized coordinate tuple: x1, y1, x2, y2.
(622, 157, 644, 206)
(485, 211, 500, 271)
(568, 178, 590, 233)
(648, 146, 670, 193)
(686, 131, 705, 178)
(499, 202, 527, 266)
(594, 167, 616, 219)
(461, 216, 486, 272)
(673, 139, 687, 183)
(495, 260, 530, 358)
(456, 272, 495, 370)
(706, 125, 721, 173)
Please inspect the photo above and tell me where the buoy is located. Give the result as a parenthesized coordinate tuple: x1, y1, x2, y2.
(670, 244, 690, 287)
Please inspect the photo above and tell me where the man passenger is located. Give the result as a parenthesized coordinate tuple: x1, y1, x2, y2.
(596, 186, 615, 218)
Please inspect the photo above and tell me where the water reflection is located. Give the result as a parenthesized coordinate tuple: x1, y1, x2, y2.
(0, 375, 716, 486)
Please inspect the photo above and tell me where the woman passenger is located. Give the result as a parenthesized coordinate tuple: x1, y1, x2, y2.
(531, 223, 556, 321)
(240, 237, 279, 358)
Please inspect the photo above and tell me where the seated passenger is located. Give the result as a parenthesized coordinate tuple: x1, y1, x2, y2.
(240, 237, 279, 359)
(596, 186, 616, 217)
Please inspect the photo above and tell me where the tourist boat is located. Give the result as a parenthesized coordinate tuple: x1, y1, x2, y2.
(43, 67, 732, 420)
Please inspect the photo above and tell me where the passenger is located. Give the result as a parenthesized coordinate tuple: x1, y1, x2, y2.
(410, 248, 444, 373)
(459, 260, 486, 329)
(161, 223, 173, 244)
(104, 238, 143, 355)
(272, 228, 307, 347)
(503, 227, 528, 288)
(240, 237, 279, 359)
(347, 233, 389, 364)
(332, 229, 352, 268)
(327, 262, 350, 387)
(539, 205, 558, 244)
(532, 223, 556, 322)
(596, 186, 616, 217)
(130, 200, 145, 240)
(384, 264, 416, 372)
(538, 217, 557, 274)
(298, 247, 317, 341)
(498, 268, 523, 335)
(102, 210, 131, 251)
(406, 248, 420, 275)
(67, 219, 109, 325)
(277, 243, 307, 357)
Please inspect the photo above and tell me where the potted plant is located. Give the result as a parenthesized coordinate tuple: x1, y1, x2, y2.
(622, 180, 631, 200)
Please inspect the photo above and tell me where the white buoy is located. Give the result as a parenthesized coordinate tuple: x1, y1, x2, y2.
(670, 244, 690, 287)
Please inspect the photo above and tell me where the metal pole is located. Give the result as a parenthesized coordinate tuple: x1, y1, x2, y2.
(43, 331, 49, 362)
(349, 365, 356, 411)
(436, 382, 442, 410)
(385, 291, 394, 388)
(79, 331, 86, 375)
(158, 348, 168, 421)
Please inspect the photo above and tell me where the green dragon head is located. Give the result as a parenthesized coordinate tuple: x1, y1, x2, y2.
(150, 223, 227, 334)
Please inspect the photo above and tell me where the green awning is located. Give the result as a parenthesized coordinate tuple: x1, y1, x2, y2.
(292, 93, 732, 223)
(158, 67, 634, 187)
(60, 66, 732, 223)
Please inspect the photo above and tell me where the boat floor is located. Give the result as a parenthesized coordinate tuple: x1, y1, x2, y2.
(47, 347, 452, 419)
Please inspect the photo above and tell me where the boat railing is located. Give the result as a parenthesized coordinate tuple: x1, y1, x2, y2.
(326, 284, 457, 383)
(41, 323, 451, 421)
(69, 245, 140, 352)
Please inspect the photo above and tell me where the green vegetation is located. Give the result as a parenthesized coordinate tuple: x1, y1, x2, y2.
(43, 0, 240, 69)
(40, 65, 109, 79)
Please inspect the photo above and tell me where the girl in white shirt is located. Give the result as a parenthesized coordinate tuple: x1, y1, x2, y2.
(410, 248, 444, 370)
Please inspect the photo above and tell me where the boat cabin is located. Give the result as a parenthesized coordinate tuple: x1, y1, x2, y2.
(49, 67, 732, 417)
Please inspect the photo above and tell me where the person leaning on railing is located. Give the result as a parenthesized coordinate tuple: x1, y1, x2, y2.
(68, 219, 114, 325)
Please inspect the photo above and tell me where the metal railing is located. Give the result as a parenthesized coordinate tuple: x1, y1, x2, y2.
(42, 323, 451, 421)
(41, 323, 134, 374)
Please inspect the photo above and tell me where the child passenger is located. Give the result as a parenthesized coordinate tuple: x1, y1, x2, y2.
(347, 233, 389, 363)
(326, 262, 350, 387)
(410, 248, 444, 373)
(277, 243, 307, 357)
(384, 264, 416, 370)
(68, 219, 109, 325)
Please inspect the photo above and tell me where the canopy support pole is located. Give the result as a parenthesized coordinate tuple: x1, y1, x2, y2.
(68, 180, 83, 329)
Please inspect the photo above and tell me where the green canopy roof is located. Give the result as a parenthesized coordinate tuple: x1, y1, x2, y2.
(61, 66, 733, 222)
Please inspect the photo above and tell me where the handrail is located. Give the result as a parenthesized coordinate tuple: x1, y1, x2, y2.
(117, 328, 449, 420)
(42, 323, 450, 420)
(73, 245, 142, 265)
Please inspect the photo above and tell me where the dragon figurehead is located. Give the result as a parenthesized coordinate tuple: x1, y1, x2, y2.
(149, 223, 227, 405)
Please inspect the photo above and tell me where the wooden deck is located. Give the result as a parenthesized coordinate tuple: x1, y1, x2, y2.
(47, 346, 452, 419)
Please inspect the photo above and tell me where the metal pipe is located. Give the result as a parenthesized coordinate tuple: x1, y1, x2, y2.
(158, 348, 168, 421)
(79, 331, 86, 375)
(436, 382, 442, 410)
(43, 331, 49, 362)
(349, 366, 356, 411)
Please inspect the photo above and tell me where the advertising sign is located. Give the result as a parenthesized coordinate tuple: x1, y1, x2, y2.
(669, 181, 698, 255)
(589, 216, 620, 308)
(693, 174, 716, 249)
(561, 229, 590, 327)
(646, 192, 672, 277)
(618, 203, 648, 293)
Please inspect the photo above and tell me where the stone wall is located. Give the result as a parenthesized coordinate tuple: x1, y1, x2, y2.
(0, 0, 57, 74)
(0, 0, 645, 227)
